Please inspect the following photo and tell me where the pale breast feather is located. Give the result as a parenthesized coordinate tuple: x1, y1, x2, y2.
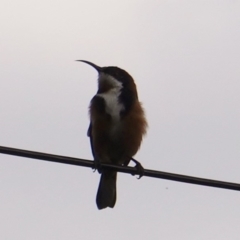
(97, 89, 125, 121)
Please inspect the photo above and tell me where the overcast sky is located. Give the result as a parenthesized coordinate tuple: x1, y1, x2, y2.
(1, 1, 240, 239)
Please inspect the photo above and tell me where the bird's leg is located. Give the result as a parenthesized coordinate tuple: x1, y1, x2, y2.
(124, 157, 145, 179)
(92, 158, 102, 174)
(131, 158, 145, 179)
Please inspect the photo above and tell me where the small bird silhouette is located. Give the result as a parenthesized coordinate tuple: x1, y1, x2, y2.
(78, 60, 147, 209)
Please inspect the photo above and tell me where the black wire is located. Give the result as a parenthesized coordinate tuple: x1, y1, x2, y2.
(0, 145, 240, 191)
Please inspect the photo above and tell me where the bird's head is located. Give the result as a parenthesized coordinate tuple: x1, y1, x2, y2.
(77, 60, 138, 98)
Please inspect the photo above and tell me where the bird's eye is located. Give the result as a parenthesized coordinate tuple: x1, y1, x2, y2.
(114, 73, 121, 80)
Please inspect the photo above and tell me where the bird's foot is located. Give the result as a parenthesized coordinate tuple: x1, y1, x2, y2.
(92, 159, 102, 174)
(130, 158, 144, 179)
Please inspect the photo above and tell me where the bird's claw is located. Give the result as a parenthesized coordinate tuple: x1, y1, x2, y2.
(92, 160, 102, 174)
(130, 158, 144, 179)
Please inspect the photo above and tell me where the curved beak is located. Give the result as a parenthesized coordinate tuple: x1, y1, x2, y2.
(76, 60, 102, 72)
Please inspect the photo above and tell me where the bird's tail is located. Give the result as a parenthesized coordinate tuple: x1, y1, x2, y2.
(96, 170, 117, 210)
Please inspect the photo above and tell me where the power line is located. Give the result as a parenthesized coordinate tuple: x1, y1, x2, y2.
(0, 145, 240, 191)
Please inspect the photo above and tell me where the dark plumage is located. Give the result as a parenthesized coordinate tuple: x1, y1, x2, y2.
(78, 60, 147, 209)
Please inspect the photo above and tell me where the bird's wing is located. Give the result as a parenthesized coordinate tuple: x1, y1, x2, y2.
(87, 122, 95, 159)
(87, 95, 106, 160)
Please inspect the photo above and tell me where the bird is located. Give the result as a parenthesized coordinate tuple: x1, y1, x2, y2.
(77, 60, 147, 210)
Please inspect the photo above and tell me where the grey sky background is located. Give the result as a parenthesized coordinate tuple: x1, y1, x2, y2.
(1, 1, 240, 239)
